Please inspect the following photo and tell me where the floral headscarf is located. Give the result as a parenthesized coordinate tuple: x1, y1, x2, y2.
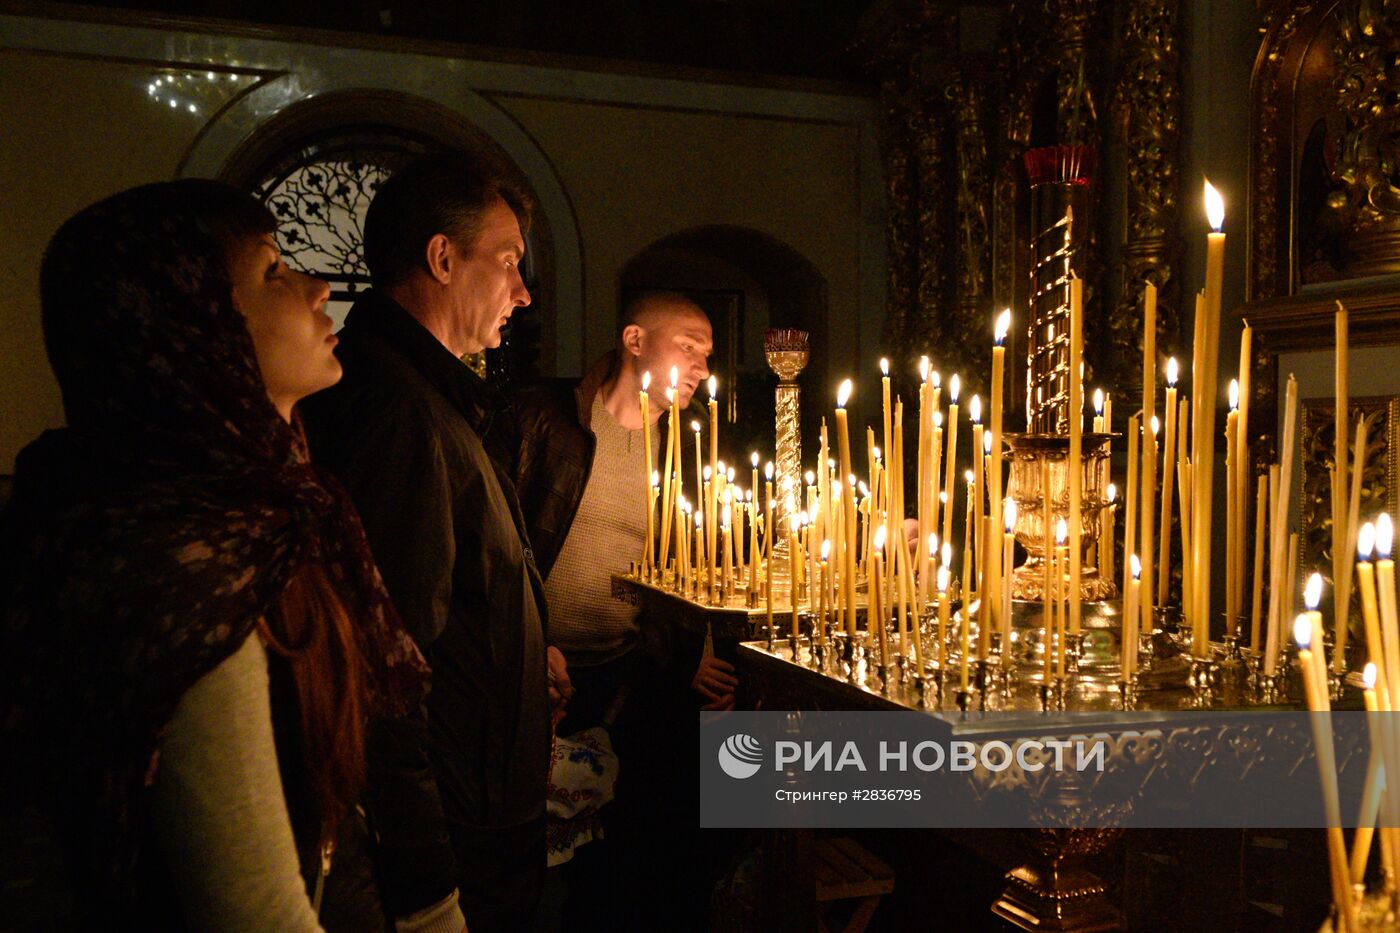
(0, 179, 430, 909)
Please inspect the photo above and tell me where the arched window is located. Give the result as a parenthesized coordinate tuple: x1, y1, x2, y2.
(219, 91, 551, 382)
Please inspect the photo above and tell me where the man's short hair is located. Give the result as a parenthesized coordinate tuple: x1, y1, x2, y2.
(618, 290, 709, 340)
(364, 151, 534, 289)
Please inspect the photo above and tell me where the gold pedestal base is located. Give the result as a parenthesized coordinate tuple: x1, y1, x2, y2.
(992, 841, 1125, 931)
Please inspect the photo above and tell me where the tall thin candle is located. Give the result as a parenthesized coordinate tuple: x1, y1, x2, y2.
(1069, 278, 1084, 635)
(1158, 358, 1179, 605)
(835, 380, 857, 637)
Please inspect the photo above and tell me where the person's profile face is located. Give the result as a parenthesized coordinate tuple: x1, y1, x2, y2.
(228, 232, 337, 421)
(447, 197, 531, 356)
(638, 306, 713, 409)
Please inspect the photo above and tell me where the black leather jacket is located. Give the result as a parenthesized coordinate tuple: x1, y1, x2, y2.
(303, 291, 551, 837)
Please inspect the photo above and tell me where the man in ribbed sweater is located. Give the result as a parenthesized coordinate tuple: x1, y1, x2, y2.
(511, 292, 738, 928)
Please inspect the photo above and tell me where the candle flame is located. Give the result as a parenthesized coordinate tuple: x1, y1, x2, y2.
(1228, 379, 1239, 410)
(983, 431, 993, 454)
(707, 375, 717, 398)
(696, 509, 704, 526)
(703, 465, 712, 481)
(745, 488, 753, 502)
(722, 504, 731, 528)
(765, 461, 774, 480)
(837, 379, 853, 408)
(641, 371, 651, 391)
(1107, 483, 1118, 503)
(932, 371, 941, 388)
(995, 308, 1011, 344)
(880, 357, 889, 376)
(821, 539, 831, 561)
(928, 532, 938, 556)
(1004, 499, 1017, 531)
(858, 480, 870, 497)
(1093, 387, 1104, 414)
(873, 524, 887, 551)
(691, 419, 701, 433)
(790, 513, 803, 532)
(848, 474, 857, 487)
(1167, 357, 1179, 386)
(919, 356, 930, 380)
(965, 469, 974, 486)
(950, 374, 961, 402)
(941, 542, 952, 566)
(751, 451, 759, 467)
(939, 491, 947, 504)
(1294, 613, 1312, 651)
(1365, 662, 1378, 690)
(651, 470, 660, 486)
(1379, 514, 1393, 558)
(805, 470, 815, 485)
(1305, 572, 1323, 610)
(1151, 415, 1160, 435)
(722, 487, 732, 505)
(727, 467, 735, 482)
(1359, 521, 1376, 560)
(1055, 518, 1068, 545)
(873, 446, 882, 461)
(1204, 179, 1225, 231)
(718, 459, 726, 474)
(934, 411, 944, 428)
(1130, 553, 1142, 579)
(669, 365, 679, 388)
(969, 394, 982, 424)
(937, 565, 950, 593)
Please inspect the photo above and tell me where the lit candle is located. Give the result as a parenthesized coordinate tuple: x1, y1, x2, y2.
(835, 380, 857, 637)
(1351, 662, 1384, 886)
(1294, 614, 1356, 931)
(1103, 393, 1113, 434)
(1378, 515, 1400, 704)
(658, 372, 678, 575)
(1092, 388, 1105, 434)
(931, 407, 944, 550)
(918, 357, 931, 610)
(1068, 277, 1084, 636)
(1158, 358, 1179, 606)
(648, 474, 660, 580)
(693, 509, 703, 598)
(1123, 554, 1142, 681)
(722, 500, 734, 600)
(1192, 180, 1226, 658)
(1357, 523, 1387, 698)
(937, 565, 951, 674)
(640, 371, 654, 575)
(942, 375, 961, 560)
(707, 376, 719, 600)
(989, 309, 1010, 656)
(1225, 381, 1240, 633)
(818, 540, 830, 648)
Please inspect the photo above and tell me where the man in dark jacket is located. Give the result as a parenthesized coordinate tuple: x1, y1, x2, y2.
(511, 292, 738, 928)
(302, 152, 568, 933)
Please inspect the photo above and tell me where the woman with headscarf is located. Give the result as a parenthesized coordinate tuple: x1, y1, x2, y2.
(0, 180, 462, 932)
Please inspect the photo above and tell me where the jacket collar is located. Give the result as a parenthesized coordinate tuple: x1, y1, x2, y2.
(573, 349, 622, 429)
(342, 289, 507, 434)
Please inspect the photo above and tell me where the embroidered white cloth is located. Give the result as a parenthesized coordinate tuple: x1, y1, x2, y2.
(545, 727, 618, 867)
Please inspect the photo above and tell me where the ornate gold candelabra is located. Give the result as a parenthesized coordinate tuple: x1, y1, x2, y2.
(765, 328, 809, 562)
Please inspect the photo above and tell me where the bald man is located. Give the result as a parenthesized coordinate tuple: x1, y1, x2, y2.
(510, 292, 736, 929)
